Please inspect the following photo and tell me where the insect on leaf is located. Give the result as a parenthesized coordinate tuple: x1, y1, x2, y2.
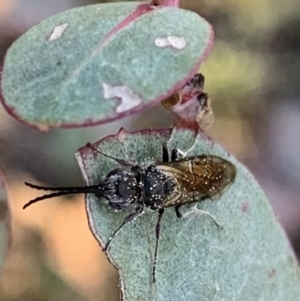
(76, 127, 300, 301)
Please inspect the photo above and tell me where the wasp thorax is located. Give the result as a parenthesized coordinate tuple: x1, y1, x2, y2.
(144, 165, 177, 207)
(101, 169, 138, 209)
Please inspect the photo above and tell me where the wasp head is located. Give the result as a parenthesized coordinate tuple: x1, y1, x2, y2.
(100, 169, 139, 209)
(23, 168, 139, 210)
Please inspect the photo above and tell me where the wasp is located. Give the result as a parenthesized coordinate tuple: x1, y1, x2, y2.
(23, 143, 236, 282)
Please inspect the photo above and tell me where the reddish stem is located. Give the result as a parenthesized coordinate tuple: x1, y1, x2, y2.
(151, 0, 179, 7)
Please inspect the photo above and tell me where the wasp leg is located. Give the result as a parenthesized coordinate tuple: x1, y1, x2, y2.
(162, 143, 169, 162)
(152, 208, 165, 283)
(175, 205, 182, 218)
(171, 148, 188, 161)
(171, 149, 179, 161)
(163, 144, 186, 162)
(182, 205, 223, 229)
(162, 144, 187, 162)
(104, 206, 143, 251)
(86, 143, 138, 167)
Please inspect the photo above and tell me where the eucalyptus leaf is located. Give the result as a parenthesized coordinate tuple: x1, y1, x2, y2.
(0, 170, 11, 274)
(0, 2, 213, 131)
(76, 127, 300, 301)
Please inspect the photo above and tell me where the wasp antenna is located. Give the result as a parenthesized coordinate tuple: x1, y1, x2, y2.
(25, 182, 102, 192)
(25, 181, 70, 191)
(24, 182, 107, 209)
(23, 191, 78, 209)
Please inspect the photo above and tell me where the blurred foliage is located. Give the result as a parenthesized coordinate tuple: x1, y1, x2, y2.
(0, 0, 300, 300)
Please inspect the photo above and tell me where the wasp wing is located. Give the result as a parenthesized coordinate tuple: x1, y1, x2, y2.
(155, 155, 236, 208)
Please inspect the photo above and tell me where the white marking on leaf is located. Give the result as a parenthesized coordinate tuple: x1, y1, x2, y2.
(48, 23, 69, 41)
(102, 83, 142, 113)
(155, 36, 187, 49)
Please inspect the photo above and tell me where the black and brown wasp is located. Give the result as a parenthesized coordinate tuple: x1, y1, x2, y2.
(23, 143, 236, 282)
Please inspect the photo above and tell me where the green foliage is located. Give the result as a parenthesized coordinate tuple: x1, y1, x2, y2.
(1, 1, 299, 299)
(76, 128, 300, 301)
(1, 2, 212, 130)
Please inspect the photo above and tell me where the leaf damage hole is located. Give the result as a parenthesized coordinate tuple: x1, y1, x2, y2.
(48, 23, 69, 41)
(102, 83, 143, 113)
(155, 36, 187, 49)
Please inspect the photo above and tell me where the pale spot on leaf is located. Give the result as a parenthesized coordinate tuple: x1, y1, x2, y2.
(102, 83, 142, 113)
(48, 23, 69, 41)
(155, 36, 186, 49)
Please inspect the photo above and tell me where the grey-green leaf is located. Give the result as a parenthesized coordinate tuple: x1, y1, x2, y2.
(0, 170, 11, 274)
(76, 128, 300, 301)
(0, 2, 212, 131)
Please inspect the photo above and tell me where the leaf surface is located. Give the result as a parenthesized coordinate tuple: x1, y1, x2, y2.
(76, 128, 300, 301)
(0, 2, 213, 130)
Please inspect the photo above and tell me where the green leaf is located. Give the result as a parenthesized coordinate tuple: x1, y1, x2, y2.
(0, 170, 11, 274)
(0, 2, 213, 131)
(76, 127, 300, 301)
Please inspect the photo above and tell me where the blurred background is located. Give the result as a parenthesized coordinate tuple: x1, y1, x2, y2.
(0, 0, 300, 300)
